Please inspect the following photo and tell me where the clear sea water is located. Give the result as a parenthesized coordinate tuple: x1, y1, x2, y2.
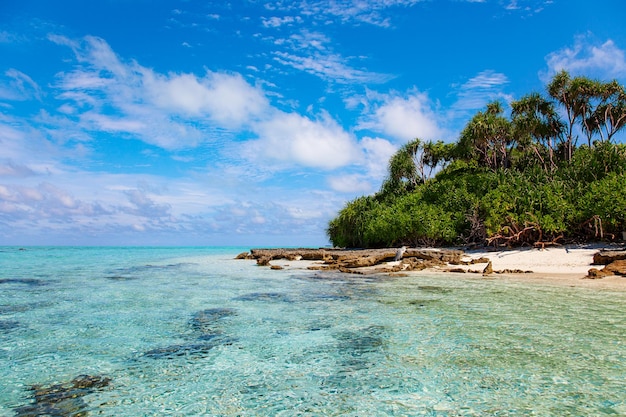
(0, 246, 625, 416)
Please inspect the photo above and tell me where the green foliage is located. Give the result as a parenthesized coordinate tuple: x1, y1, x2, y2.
(328, 72, 626, 248)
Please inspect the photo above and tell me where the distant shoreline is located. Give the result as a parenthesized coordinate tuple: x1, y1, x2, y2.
(239, 244, 626, 289)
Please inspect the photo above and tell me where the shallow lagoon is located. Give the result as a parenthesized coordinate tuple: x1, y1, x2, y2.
(1, 246, 624, 416)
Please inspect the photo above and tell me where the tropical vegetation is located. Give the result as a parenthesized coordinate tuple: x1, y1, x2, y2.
(328, 71, 626, 248)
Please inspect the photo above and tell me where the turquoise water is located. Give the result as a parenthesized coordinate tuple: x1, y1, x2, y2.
(0, 246, 625, 416)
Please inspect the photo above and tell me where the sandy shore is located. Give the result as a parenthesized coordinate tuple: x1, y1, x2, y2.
(269, 244, 626, 289)
(460, 245, 626, 288)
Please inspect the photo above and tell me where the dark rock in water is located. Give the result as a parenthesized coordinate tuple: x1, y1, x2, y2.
(416, 285, 452, 294)
(0, 278, 46, 287)
(143, 337, 236, 359)
(14, 374, 111, 417)
(0, 320, 20, 332)
(305, 293, 351, 302)
(233, 292, 292, 302)
(189, 308, 237, 335)
(332, 325, 387, 372)
(334, 325, 386, 355)
(107, 262, 194, 278)
(70, 375, 111, 390)
(408, 299, 437, 308)
(104, 275, 138, 281)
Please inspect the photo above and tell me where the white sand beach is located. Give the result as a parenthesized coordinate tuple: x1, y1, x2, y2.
(273, 244, 626, 289)
(459, 245, 625, 288)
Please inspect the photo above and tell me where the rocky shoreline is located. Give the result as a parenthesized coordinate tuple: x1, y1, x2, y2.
(236, 247, 626, 279)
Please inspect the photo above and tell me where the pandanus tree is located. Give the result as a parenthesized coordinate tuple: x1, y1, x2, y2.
(588, 80, 626, 143)
(547, 70, 581, 162)
(511, 93, 564, 171)
(381, 138, 455, 197)
(457, 101, 513, 170)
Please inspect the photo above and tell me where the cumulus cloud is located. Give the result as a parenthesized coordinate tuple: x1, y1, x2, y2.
(359, 89, 444, 142)
(542, 35, 626, 81)
(141, 70, 269, 127)
(250, 111, 359, 170)
(359, 136, 396, 179)
(48, 35, 270, 149)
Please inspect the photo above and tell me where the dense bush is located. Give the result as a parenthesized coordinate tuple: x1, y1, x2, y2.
(327, 72, 626, 248)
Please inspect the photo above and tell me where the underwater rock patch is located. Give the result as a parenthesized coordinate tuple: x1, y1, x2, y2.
(189, 308, 237, 335)
(104, 275, 139, 281)
(334, 325, 387, 356)
(14, 374, 111, 417)
(416, 285, 452, 294)
(0, 278, 46, 287)
(143, 307, 238, 360)
(233, 292, 292, 303)
(142, 337, 236, 359)
(0, 319, 20, 332)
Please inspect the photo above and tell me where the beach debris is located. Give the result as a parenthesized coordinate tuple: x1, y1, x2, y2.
(14, 374, 111, 417)
(394, 246, 407, 261)
(482, 261, 493, 275)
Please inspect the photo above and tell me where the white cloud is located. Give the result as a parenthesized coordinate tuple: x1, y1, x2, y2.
(142, 70, 269, 127)
(542, 35, 626, 81)
(359, 89, 444, 142)
(328, 174, 372, 193)
(48, 35, 271, 149)
(360, 136, 396, 179)
(250, 111, 359, 170)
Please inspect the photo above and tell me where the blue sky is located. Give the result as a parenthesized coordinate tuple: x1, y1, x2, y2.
(1, 0, 625, 246)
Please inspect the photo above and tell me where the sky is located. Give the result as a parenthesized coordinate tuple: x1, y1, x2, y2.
(1, 0, 626, 246)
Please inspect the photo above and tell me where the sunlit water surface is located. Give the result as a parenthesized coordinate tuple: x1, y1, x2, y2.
(0, 247, 624, 416)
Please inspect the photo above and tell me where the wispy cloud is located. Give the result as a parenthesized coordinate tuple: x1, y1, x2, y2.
(0, 69, 42, 101)
(452, 70, 512, 111)
(264, 0, 424, 27)
(270, 30, 392, 84)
